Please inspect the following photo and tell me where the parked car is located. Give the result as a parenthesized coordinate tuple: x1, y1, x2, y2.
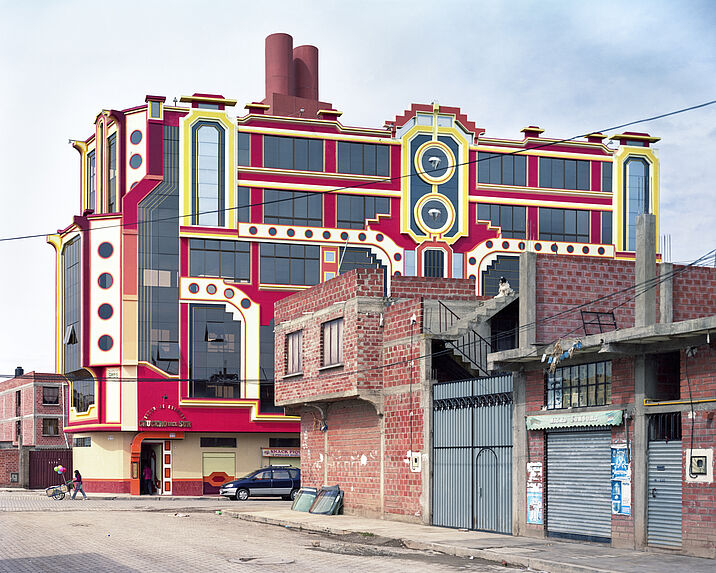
(219, 466, 301, 501)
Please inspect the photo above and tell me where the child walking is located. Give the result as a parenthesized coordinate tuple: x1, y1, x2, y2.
(71, 469, 87, 500)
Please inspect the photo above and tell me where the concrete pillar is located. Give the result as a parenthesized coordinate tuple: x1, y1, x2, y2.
(632, 356, 649, 549)
(635, 214, 657, 328)
(519, 252, 536, 349)
(512, 370, 527, 536)
(659, 262, 673, 324)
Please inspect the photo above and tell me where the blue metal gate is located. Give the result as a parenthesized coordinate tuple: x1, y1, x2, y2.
(432, 375, 513, 534)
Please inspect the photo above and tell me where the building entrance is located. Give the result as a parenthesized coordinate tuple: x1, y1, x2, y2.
(141, 443, 161, 495)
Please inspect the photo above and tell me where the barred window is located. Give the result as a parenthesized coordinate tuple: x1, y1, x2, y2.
(322, 318, 343, 367)
(73, 437, 92, 447)
(546, 361, 611, 409)
(42, 418, 59, 436)
(286, 331, 303, 375)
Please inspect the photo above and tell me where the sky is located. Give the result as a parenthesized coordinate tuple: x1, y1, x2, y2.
(0, 0, 714, 376)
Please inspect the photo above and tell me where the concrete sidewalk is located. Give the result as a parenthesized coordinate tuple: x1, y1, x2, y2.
(224, 506, 714, 573)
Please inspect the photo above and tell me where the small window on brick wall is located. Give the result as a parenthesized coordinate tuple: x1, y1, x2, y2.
(286, 330, 303, 375)
(322, 318, 344, 367)
(42, 418, 60, 436)
(43, 387, 60, 405)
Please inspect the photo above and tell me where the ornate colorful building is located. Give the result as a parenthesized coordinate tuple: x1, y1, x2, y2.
(47, 33, 661, 495)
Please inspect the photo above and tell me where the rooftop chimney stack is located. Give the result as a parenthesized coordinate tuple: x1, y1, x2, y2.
(261, 33, 333, 118)
(15, 366, 24, 377)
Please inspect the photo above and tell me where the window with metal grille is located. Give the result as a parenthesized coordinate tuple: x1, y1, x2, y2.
(545, 361, 612, 409)
(423, 249, 445, 278)
(322, 318, 343, 367)
(42, 418, 59, 436)
(648, 412, 682, 441)
(73, 437, 91, 447)
(286, 330, 303, 375)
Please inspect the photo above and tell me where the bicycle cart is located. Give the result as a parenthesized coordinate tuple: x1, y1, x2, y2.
(45, 480, 74, 501)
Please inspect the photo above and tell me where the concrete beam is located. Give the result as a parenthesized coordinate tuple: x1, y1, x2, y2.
(659, 262, 673, 324)
(635, 214, 657, 328)
(519, 252, 536, 349)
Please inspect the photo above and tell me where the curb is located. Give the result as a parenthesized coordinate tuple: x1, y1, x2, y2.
(225, 511, 619, 573)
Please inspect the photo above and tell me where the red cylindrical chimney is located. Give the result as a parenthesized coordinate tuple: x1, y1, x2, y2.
(265, 33, 294, 98)
(293, 44, 319, 100)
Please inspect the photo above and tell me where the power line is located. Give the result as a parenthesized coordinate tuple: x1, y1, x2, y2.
(1, 99, 715, 244)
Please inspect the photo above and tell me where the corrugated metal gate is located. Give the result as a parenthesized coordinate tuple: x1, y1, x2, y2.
(29, 449, 73, 489)
(647, 440, 682, 548)
(547, 431, 611, 542)
(432, 374, 513, 534)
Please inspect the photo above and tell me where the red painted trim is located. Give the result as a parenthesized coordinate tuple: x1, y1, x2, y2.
(476, 189, 612, 206)
(527, 206, 539, 240)
(590, 211, 601, 243)
(591, 160, 601, 191)
(238, 170, 400, 192)
(528, 156, 539, 188)
(324, 139, 336, 173)
(251, 188, 262, 223)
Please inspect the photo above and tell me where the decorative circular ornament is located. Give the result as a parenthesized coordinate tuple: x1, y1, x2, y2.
(287, 229, 295, 237)
(305, 230, 313, 238)
(224, 288, 234, 299)
(582, 246, 590, 254)
(188, 283, 199, 294)
(129, 154, 142, 169)
(206, 284, 217, 295)
(98, 304, 113, 320)
(130, 130, 142, 144)
(567, 245, 574, 253)
(268, 227, 277, 236)
(598, 246, 605, 255)
(414, 193, 455, 236)
(98, 273, 113, 289)
(502, 241, 510, 249)
(98, 335, 114, 351)
(98, 242, 114, 258)
(240, 298, 251, 309)
(414, 140, 456, 185)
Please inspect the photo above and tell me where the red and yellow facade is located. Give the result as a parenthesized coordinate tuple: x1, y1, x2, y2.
(47, 33, 660, 495)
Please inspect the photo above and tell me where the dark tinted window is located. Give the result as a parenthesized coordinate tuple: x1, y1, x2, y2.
(273, 470, 291, 479)
(539, 208, 590, 243)
(200, 437, 237, 447)
(43, 387, 59, 405)
(63, 237, 81, 373)
(108, 133, 117, 211)
(87, 150, 96, 212)
(337, 142, 389, 176)
(546, 361, 611, 409)
(601, 212, 612, 244)
(539, 157, 590, 190)
(477, 204, 526, 239)
(264, 189, 322, 227)
(269, 437, 300, 447)
(68, 370, 94, 413)
(237, 187, 251, 223)
(237, 132, 250, 166)
(190, 239, 250, 282)
(190, 305, 242, 399)
(336, 195, 390, 229)
(477, 152, 527, 186)
(602, 161, 612, 192)
(423, 250, 444, 278)
(264, 136, 323, 171)
(260, 243, 320, 286)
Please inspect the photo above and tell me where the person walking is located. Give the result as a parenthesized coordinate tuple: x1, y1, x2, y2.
(71, 469, 87, 500)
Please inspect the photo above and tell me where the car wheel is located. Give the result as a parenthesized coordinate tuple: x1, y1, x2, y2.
(289, 488, 298, 501)
(235, 488, 249, 501)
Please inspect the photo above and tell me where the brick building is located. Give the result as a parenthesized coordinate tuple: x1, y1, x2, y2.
(48, 31, 663, 495)
(275, 216, 715, 557)
(0, 368, 70, 488)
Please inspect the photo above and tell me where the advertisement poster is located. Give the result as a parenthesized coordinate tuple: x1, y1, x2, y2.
(526, 462, 543, 525)
(611, 445, 631, 515)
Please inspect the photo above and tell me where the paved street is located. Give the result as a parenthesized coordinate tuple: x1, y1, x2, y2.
(0, 491, 525, 572)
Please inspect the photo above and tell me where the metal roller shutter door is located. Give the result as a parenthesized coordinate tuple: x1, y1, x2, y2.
(647, 441, 682, 548)
(547, 431, 611, 540)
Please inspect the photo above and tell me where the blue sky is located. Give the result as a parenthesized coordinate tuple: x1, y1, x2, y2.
(0, 0, 714, 374)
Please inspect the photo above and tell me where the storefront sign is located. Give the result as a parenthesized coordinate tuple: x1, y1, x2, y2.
(139, 404, 192, 428)
(526, 462, 543, 525)
(611, 445, 631, 515)
(526, 409, 622, 430)
(261, 447, 300, 458)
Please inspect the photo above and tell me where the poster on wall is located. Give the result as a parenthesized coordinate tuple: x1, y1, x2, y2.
(526, 461, 543, 525)
(611, 445, 631, 515)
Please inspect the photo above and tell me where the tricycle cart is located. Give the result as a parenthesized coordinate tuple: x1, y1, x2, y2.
(45, 480, 74, 501)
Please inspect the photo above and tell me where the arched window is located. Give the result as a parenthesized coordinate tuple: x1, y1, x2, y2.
(624, 158, 649, 251)
(192, 122, 225, 226)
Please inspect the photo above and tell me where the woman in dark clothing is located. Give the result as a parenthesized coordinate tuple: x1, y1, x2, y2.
(71, 469, 87, 500)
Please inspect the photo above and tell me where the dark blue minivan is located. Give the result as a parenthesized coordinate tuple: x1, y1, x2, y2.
(219, 466, 301, 501)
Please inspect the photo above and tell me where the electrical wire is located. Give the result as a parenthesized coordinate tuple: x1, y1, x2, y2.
(1, 99, 715, 244)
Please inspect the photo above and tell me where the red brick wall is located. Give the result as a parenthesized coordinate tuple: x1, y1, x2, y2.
(299, 401, 382, 516)
(672, 265, 716, 322)
(680, 341, 716, 401)
(0, 449, 19, 486)
(535, 256, 636, 344)
(681, 409, 716, 556)
(390, 276, 484, 301)
(525, 370, 546, 535)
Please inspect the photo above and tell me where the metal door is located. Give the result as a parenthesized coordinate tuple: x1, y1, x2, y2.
(647, 440, 682, 548)
(29, 449, 72, 489)
(547, 431, 611, 542)
(432, 374, 513, 534)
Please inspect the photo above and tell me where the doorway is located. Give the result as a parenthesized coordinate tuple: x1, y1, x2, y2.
(140, 442, 162, 495)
